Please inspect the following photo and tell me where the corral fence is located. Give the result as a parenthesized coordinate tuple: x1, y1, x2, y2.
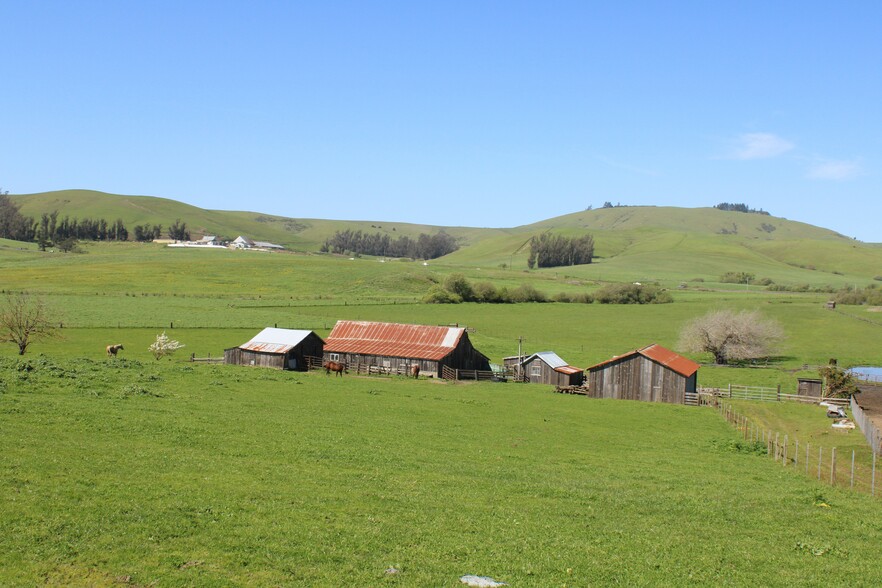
(715, 399, 880, 497)
(851, 396, 882, 456)
(698, 384, 849, 406)
(440, 365, 497, 381)
(306, 356, 420, 376)
(190, 353, 223, 364)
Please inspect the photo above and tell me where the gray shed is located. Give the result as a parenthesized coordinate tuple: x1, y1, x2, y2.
(224, 327, 324, 370)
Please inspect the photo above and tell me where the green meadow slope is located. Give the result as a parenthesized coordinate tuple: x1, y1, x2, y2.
(11, 190, 882, 287)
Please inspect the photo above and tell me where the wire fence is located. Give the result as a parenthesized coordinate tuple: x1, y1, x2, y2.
(713, 398, 880, 497)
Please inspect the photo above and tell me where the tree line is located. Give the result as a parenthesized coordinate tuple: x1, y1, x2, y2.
(320, 229, 458, 260)
(0, 192, 194, 246)
(713, 202, 771, 215)
(527, 232, 594, 269)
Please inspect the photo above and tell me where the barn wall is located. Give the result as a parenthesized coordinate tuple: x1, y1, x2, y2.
(224, 348, 286, 369)
(324, 352, 440, 376)
(438, 333, 491, 372)
(588, 356, 687, 404)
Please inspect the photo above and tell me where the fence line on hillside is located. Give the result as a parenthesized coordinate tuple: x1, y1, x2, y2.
(713, 399, 879, 497)
(698, 384, 849, 406)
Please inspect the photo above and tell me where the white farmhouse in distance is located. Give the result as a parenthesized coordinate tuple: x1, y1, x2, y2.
(232, 236, 284, 250)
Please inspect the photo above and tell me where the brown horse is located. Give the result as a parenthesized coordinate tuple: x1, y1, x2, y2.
(323, 360, 346, 377)
(410, 364, 420, 379)
(106, 344, 124, 357)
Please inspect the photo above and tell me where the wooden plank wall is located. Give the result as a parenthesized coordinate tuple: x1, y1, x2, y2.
(588, 356, 687, 404)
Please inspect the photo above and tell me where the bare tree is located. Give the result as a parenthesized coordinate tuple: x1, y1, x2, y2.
(0, 293, 58, 355)
(678, 309, 784, 365)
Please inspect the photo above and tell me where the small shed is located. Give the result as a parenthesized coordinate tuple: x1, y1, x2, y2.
(323, 320, 490, 378)
(797, 378, 823, 398)
(587, 344, 699, 404)
(224, 327, 324, 370)
(507, 352, 584, 386)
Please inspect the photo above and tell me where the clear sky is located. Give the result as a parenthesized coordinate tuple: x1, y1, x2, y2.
(2, 1, 879, 241)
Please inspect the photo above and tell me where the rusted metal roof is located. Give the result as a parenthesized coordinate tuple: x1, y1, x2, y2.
(324, 320, 465, 361)
(239, 328, 319, 354)
(554, 365, 584, 375)
(588, 343, 699, 377)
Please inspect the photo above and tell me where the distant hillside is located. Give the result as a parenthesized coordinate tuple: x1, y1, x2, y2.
(10, 190, 500, 251)
(10, 189, 882, 286)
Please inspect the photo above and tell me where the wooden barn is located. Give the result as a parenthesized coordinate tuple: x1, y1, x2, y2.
(504, 352, 584, 386)
(323, 320, 490, 377)
(224, 327, 324, 370)
(797, 378, 823, 398)
(587, 344, 699, 404)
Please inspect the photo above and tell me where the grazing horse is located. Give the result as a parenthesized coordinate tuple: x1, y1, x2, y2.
(323, 360, 346, 377)
(106, 344, 124, 357)
(410, 364, 420, 379)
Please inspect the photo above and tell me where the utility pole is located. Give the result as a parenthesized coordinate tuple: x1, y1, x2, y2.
(517, 336, 525, 382)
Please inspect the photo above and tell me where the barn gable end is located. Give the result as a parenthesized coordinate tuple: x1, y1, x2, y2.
(224, 327, 324, 370)
(587, 344, 698, 404)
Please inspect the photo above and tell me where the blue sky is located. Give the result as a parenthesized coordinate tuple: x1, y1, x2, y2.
(2, 1, 879, 241)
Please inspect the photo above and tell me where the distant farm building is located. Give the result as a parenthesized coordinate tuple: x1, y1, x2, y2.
(232, 236, 284, 250)
(587, 344, 699, 404)
(503, 352, 584, 386)
(224, 327, 324, 370)
(323, 320, 490, 378)
(797, 378, 823, 398)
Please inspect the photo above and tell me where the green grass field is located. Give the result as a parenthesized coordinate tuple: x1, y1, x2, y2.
(3, 357, 882, 586)
(3, 201, 882, 585)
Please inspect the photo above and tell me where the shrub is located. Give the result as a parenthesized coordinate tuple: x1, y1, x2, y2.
(594, 283, 672, 304)
(473, 281, 501, 303)
(442, 274, 475, 301)
(509, 284, 548, 303)
(421, 285, 462, 304)
(720, 272, 755, 284)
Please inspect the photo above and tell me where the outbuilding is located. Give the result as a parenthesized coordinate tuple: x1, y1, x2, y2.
(323, 320, 490, 378)
(224, 327, 324, 370)
(587, 344, 699, 404)
(504, 352, 584, 386)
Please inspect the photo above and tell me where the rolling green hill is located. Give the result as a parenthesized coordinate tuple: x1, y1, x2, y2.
(10, 189, 882, 287)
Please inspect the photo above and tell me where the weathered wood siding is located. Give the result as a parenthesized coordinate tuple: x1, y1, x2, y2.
(587, 355, 693, 404)
(325, 352, 440, 376)
(324, 332, 488, 378)
(522, 357, 584, 386)
(797, 378, 823, 397)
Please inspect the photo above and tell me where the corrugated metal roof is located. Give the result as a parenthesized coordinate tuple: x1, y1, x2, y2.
(587, 343, 699, 377)
(324, 320, 465, 361)
(638, 344, 700, 377)
(239, 328, 318, 354)
(554, 365, 584, 375)
(525, 351, 569, 369)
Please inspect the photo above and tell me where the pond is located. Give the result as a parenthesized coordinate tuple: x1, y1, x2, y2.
(848, 366, 882, 382)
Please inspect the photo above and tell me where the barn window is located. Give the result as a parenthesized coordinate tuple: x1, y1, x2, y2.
(329, 353, 340, 362)
(531, 363, 542, 376)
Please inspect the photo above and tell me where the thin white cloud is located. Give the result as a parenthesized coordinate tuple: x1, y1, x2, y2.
(807, 159, 862, 181)
(732, 132, 794, 160)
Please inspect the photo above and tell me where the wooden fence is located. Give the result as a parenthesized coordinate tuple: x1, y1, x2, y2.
(699, 384, 849, 406)
(716, 400, 880, 497)
(190, 353, 223, 364)
(440, 365, 497, 381)
(851, 396, 882, 455)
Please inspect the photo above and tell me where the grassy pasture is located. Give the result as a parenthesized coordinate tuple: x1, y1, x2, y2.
(3, 223, 882, 585)
(2, 357, 882, 586)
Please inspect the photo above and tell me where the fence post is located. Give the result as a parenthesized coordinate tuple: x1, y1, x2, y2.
(783, 435, 788, 466)
(777, 384, 781, 401)
(851, 450, 855, 489)
(873, 451, 877, 497)
(831, 447, 837, 486)
(728, 383, 732, 398)
(775, 433, 780, 461)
